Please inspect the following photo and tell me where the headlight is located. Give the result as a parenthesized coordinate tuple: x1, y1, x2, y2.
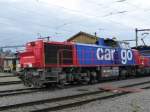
(17, 64, 21, 68)
(28, 63, 33, 67)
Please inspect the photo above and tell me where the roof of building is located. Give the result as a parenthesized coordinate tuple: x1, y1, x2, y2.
(67, 31, 99, 41)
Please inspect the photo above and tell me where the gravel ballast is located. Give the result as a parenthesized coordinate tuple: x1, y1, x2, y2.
(58, 89, 150, 112)
(0, 77, 150, 112)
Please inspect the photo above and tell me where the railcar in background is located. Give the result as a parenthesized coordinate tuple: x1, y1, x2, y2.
(132, 46, 150, 75)
(3, 56, 19, 72)
(0, 55, 18, 72)
(17, 38, 150, 87)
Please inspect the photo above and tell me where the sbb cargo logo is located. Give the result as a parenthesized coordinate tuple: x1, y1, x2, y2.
(121, 49, 133, 64)
(96, 48, 115, 61)
(96, 48, 133, 64)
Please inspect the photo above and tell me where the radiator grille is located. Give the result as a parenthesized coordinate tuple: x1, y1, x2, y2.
(44, 43, 73, 65)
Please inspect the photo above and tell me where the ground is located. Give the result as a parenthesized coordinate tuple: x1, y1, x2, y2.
(57, 89, 150, 112)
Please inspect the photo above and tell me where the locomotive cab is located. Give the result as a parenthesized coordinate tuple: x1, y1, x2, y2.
(18, 40, 76, 87)
(97, 38, 119, 47)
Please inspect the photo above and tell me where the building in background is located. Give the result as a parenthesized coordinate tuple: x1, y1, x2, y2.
(67, 31, 99, 44)
(0, 51, 18, 72)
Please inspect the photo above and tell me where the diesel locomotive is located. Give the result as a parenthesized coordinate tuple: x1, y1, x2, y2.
(17, 38, 150, 87)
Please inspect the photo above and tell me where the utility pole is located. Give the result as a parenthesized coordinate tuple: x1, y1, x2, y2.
(135, 28, 150, 47)
(135, 28, 138, 47)
(94, 32, 97, 37)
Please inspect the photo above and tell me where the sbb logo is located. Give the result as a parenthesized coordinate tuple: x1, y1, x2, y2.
(121, 50, 133, 64)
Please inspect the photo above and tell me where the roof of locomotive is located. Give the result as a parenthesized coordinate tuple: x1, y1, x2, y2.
(75, 38, 131, 49)
(132, 46, 150, 51)
(27, 38, 131, 49)
(27, 40, 74, 46)
(75, 43, 104, 47)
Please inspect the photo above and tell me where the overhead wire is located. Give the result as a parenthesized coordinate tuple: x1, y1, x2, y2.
(37, 0, 125, 25)
(1, 0, 150, 46)
(0, 4, 95, 36)
(87, 0, 150, 17)
(36, 0, 136, 37)
(4, 0, 133, 31)
(0, 1, 129, 44)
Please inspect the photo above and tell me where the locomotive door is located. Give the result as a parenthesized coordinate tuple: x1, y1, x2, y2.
(57, 46, 73, 66)
(44, 43, 73, 66)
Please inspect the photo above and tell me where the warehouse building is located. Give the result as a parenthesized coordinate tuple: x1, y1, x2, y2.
(67, 31, 99, 44)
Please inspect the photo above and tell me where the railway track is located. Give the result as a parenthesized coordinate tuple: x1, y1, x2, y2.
(0, 81, 21, 85)
(0, 77, 149, 98)
(30, 83, 150, 112)
(0, 87, 45, 97)
(0, 75, 16, 78)
(0, 75, 147, 95)
(33, 86, 150, 112)
(0, 80, 150, 112)
(0, 74, 21, 85)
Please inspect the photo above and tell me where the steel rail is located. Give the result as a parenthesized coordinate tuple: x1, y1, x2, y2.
(0, 80, 150, 111)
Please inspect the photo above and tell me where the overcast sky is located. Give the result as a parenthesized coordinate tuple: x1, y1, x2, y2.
(0, 0, 150, 46)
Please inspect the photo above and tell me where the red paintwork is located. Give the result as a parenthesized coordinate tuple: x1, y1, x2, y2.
(19, 40, 44, 68)
(140, 56, 150, 67)
(19, 40, 76, 68)
(132, 49, 141, 65)
(19, 40, 150, 69)
(132, 49, 150, 67)
(73, 45, 77, 65)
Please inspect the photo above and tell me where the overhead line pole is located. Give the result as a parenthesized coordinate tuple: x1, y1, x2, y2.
(135, 28, 138, 47)
(135, 28, 150, 47)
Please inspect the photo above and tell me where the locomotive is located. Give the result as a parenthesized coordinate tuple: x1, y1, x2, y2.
(17, 38, 150, 87)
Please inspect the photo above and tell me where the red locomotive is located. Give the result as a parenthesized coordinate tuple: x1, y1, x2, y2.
(17, 38, 150, 87)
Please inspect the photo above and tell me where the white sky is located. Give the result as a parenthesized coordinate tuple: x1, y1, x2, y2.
(0, 0, 150, 46)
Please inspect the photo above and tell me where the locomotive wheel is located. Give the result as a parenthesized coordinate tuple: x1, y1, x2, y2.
(20, 75, 32, 87)
(32, 78, 43, 88)
(33, 82, 42, 88)
(19, 74, 32, 87)
(57, 82, 65, 88)
(88, 72, 97, 84)
(118, 69, 127, 80)
(23, 80, 32, 87)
